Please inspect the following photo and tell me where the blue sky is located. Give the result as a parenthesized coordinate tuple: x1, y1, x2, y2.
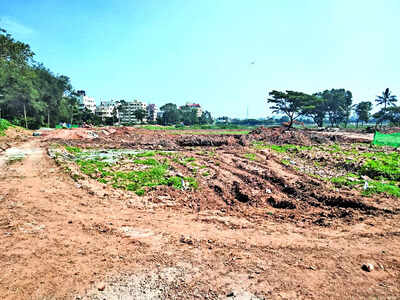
(1, 0, 399, 118)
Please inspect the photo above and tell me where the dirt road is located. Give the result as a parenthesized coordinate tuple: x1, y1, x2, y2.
(1, 137, 400, 299)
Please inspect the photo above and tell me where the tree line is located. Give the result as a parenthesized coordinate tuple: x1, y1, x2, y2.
(267, 88, 399, 129)
(0, 29, 213, 129)
(156, 103, 213, 126)
(0, 28, 88, 129)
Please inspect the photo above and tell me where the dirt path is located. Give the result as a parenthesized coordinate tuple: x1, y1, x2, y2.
(0, 139, 400, 299)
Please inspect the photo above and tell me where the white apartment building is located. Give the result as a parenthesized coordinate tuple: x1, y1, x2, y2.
(179, 102, 202, 117)
(77, 90, 96, 113)
(96, 100, 117, 119)
(147, 104, 159, 122)
(119, 100, 147, 124)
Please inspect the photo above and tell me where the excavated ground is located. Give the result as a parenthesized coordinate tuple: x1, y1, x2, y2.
(0, 127, 399, 299)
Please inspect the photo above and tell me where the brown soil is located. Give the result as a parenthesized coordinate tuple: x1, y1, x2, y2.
(0, 127, 31, 152)
(1, 129, 399, 299)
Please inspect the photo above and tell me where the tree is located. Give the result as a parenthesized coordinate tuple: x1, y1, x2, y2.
(375, 88, 397, 111)
(386, 106, 400, 126)
(199, 110, 213, 124)
(133, 108, 147, 123)
(316, 89, 352, 127)
(304, 95, 327, 127)
(373, 88, 397, 128)
(355, 101, 372, 127)
(159, 103, 180, 125)
(267, 90, 314, 129)
(180, 107, 199, 125)
(0, 28, 76, 129)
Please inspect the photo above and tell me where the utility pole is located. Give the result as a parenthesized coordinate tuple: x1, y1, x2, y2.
(48, 109, 50, 128)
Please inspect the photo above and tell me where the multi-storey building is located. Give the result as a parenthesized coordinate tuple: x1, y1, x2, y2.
(146, 104, 159, 122)
(96, 100, 117, 119)
(179, 102, 202, 117)
(77, 90, 96, 113)
(119, 100, 147, 124)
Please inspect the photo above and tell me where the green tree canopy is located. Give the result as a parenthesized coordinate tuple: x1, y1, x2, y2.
(373, 88, 397, 128)
(0, 28, 78, 128)
(355, 101, 372, 127)
(133, 108, 147, 123)
(159, 103, 180, 125)
(267, 90, 315, 129)
(316, 89, 353, 127)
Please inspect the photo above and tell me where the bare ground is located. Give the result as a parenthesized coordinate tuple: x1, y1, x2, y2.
(0, 129, 400, 299)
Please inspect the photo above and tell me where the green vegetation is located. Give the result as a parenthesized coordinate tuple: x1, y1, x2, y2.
(65, 146, 82, 154)
(373, 88, 398, 128)
(0, 118, 11, 136)
(254, 140, 400, 198)
(244, 153, 256, 161)
(66, 147, 199, 196)
(252, 141, 312, 153)
(363, 181, 400, 198)
(266, 88, 394, 128)
(360, 152, 400, 180)
(139, 124, 253, 131)
(202, 171, 210, 177)
(135, 151, 155, 157)
(133, 158, 159, 166)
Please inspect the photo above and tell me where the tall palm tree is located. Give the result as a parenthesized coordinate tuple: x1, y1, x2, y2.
(375, 88, 397, 111)
(374, 88, 397, 129)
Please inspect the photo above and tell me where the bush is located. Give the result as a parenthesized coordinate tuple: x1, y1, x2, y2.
(0, 119, 11, 136)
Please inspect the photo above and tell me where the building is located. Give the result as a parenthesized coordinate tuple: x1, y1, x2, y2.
(119, 100, 147, 124)
(179, 102, 202, 117)
(77, 90, 96, 113)
(146, 104, 159, 122)
(96, 100, 117, 119)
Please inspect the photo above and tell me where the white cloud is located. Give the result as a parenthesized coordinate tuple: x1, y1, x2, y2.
(0, 16, 35, 36)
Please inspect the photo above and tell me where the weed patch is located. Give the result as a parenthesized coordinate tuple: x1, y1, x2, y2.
(244, 153, 256, 161)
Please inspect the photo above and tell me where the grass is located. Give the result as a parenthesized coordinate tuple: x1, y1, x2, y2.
(168, 130, 250, 135)
(69, 146, 198, 196)
(202, 171, 210, 177)
(6, 156, 24, 165)
(252, 141, 313, 153)
(133, 158, 160, 166)
(135, 151, 156, 157)
(244, 153, 256, 161)
(360, 152, 400, 180)
(363, 181, 400, 198)
(0, 119, 12, 136)
(252, 141, 400, 198)
(65, 146, 82, 154)
(138, 124, 254, 131)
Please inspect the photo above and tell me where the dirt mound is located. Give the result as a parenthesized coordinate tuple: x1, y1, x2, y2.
(249, 127, 316, 145)
(0, 127, 31, 152)
(176, 135, 237, 147)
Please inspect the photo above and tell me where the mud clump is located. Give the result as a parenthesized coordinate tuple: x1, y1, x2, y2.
(176, 135, 236, 147)
(249, 127, 315, 145)
(267, 197, 296, 209)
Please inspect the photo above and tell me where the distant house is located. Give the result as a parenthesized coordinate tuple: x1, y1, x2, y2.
(216, 116, 231, 124)
(96, 100, 117, 119)
(119, 100, 147, 124)
(147, 104, 159, 122)
(179, 102, 202, 117)
(77, 90, 96, 113)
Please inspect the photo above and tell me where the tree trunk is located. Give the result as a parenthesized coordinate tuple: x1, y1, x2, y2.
(23, 104, 27, 129)
(288, 117, 293, 130)
(47, 110, 50, 128)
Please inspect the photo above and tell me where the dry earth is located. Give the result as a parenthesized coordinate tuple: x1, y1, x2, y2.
(0, 128, 399, 299)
